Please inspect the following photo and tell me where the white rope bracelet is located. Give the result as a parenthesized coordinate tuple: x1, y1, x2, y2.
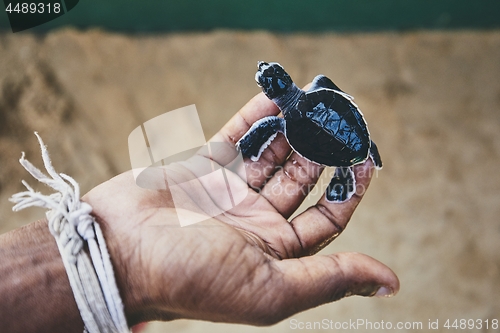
(10, 133, 130, 333)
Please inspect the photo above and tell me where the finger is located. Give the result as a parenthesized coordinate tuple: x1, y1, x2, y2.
(289, 159, 375, 256)
(208, 93, 292, 189)
(241, 133, 292, 190)
(214, 82, 310, 145)
(247, 252, 399, 325)
(264, 252, 399, 323)
(215, 92, 280, 145)
(233, 83, 313, 189)
(210, 83, 314, 190)
(260, 152, 324, 218)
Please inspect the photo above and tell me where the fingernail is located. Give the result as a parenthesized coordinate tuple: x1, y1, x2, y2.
(374, 286, 393, 298)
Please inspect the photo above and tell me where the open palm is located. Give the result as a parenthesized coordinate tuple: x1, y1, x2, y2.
(83, 92, 399, 327)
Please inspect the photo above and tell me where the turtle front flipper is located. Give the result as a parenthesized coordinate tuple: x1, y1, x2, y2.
(326, 167, 356, 202)
(369, 140, 383, 170)
(309, 75, 355, 101)
(236, 116, 285, 161)
(309, 75, 344, 92)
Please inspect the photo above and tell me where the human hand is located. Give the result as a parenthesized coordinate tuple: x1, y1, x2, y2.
(83, 92, 399, 326)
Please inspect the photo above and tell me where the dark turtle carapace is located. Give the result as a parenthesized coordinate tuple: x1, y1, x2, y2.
(236, 61, 382, 202)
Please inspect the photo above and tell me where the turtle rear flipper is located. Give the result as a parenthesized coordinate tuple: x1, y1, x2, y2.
(326, 167, 356, 202)
(369, 140, 383, 170)
(236, 116, 285, 161)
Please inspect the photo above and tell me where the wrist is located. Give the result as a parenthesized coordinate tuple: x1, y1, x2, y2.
(89, 211, 176, 325)
(81, 174, 187, 324)
(87, 206, 195, 324)
(0, 219, 84, 332)
(90, 213, 143, 325)
(0, 215, 158, 331)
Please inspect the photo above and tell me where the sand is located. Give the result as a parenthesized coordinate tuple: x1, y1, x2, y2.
(0, 29, 499, 332)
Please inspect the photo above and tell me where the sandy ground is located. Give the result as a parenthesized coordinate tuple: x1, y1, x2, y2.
(0, 29, 499, 332)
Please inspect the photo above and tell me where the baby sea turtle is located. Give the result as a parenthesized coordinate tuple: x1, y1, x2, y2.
(236, 61, 382, 202)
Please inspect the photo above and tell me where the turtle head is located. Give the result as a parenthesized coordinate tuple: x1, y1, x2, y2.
(255, 62, 294, 100)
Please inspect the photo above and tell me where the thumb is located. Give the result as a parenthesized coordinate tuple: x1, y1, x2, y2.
(268, 252, 399, 320)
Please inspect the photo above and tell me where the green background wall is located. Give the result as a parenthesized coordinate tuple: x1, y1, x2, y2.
(1, 0, 500, 33)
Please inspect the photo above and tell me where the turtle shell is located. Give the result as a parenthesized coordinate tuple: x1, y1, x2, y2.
(285, 88, 370, 167)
